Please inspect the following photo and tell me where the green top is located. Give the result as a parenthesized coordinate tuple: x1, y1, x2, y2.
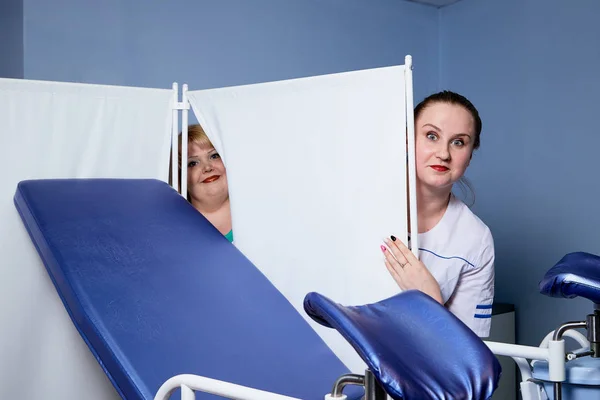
(224, 229, 234, 243)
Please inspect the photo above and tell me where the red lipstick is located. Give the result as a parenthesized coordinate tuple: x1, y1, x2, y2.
(430, 165, 449, 172)
(202, 175, 220, 183)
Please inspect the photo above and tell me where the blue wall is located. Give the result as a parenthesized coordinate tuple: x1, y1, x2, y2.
(0, 0, 24, 79)
(22, 0, 439, 102)
(440, 0, 600, 346)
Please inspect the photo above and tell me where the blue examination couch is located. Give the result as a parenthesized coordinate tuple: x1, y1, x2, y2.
(13, 178, 502, 399)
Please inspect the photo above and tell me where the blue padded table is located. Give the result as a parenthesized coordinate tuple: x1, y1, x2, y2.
(13, 179, 359, 400)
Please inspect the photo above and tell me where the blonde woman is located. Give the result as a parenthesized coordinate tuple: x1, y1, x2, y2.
(177, 124, 233, 242)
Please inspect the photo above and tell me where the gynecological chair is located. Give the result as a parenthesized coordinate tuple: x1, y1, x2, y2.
(12, 178, 600, 399)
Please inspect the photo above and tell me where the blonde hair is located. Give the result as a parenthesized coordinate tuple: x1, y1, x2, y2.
(177, 124, 213, 169)
(169, 124, 214, 192)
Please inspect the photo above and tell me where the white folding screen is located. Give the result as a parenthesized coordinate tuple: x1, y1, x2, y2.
(187, 57, 417, 373)
(0, 56, 417, 398)
(0, 78, 173, 399)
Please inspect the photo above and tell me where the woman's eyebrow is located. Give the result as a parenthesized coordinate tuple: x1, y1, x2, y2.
(422, 123, 441, 131)
(423, 123, 472, 138)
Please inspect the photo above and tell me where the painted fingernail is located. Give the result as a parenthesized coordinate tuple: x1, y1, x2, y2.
(380, 245, 387, 252)
(390, 235, 397, 241)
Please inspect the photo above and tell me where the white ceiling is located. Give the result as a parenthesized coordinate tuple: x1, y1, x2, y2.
(403, 0, 464, 8)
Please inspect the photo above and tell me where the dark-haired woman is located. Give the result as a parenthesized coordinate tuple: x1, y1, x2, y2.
(382, 90, 495, 338)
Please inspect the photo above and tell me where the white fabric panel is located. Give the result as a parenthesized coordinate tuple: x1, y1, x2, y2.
(0, 78, 173, 399)
(188, 66, 409, 373)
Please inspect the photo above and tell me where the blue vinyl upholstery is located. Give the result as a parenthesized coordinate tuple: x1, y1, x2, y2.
(304, 290, 502, 400)
(539, 251, 600, 304)
(13, 179, 360, 400)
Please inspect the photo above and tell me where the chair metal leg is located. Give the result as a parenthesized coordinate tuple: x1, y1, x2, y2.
(552, 320, 588, 400)
(328, 369, 387, 400)
(364, 370, 386, 400)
